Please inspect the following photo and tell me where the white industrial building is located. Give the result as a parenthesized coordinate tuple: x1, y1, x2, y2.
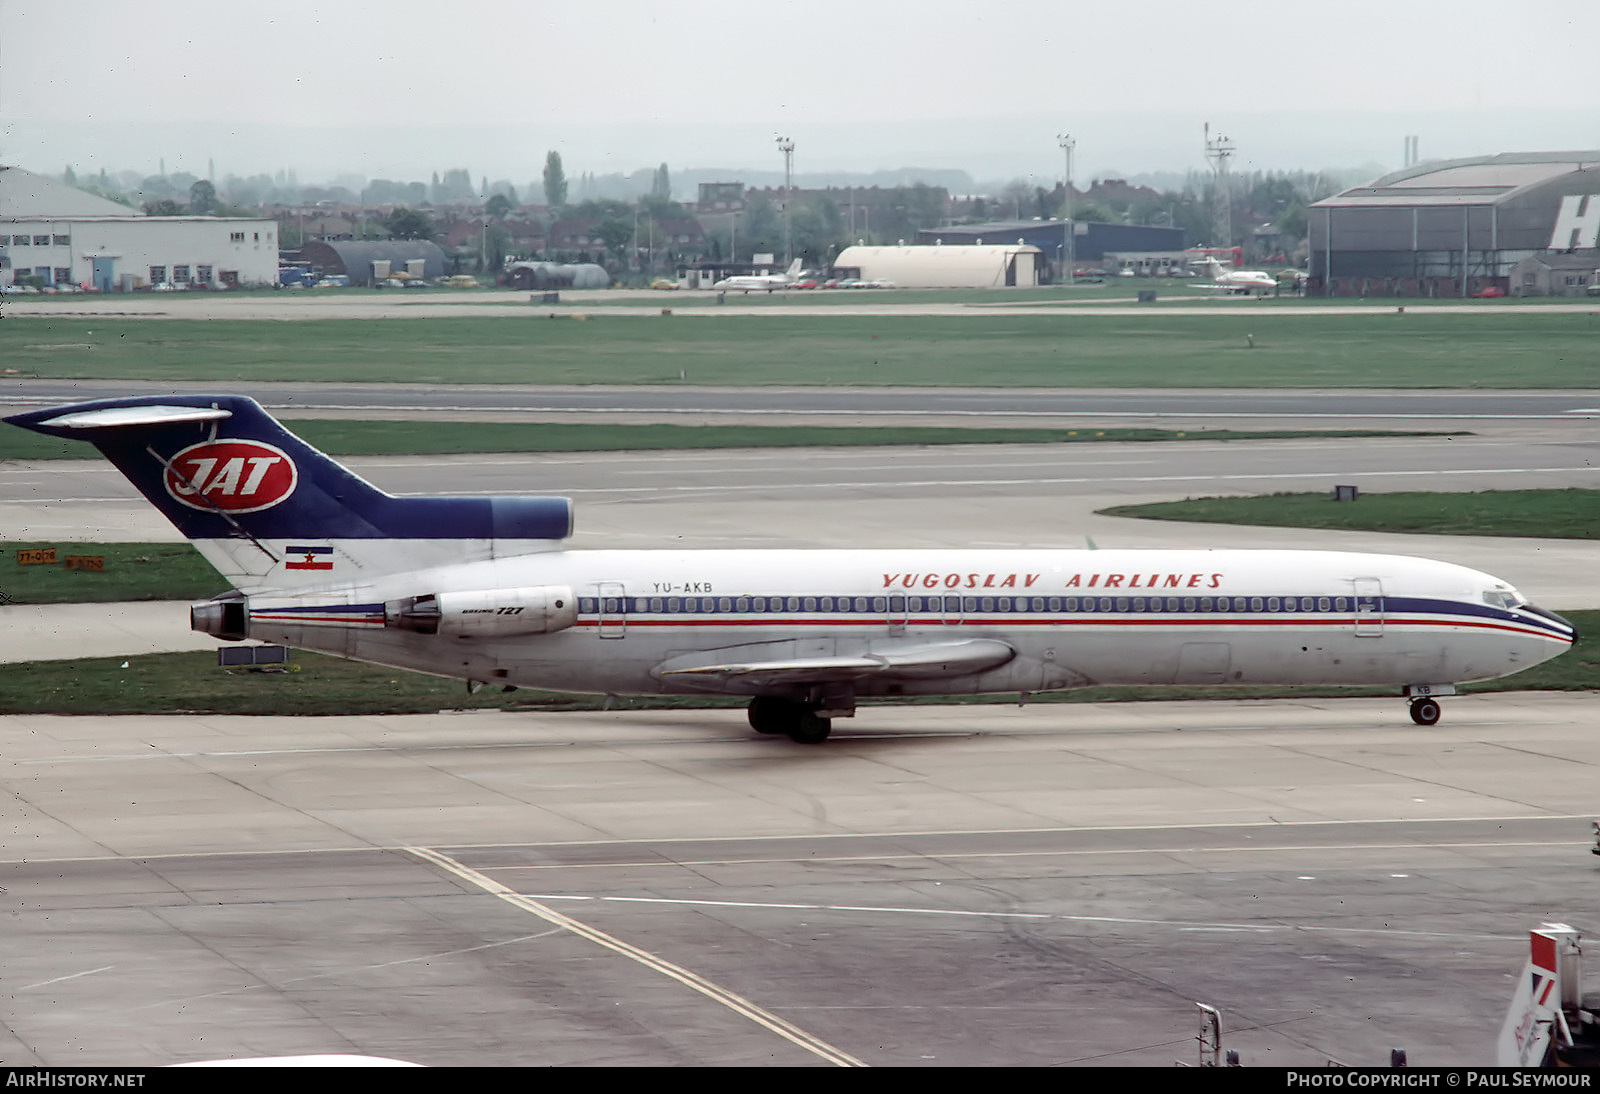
(0, 166, 278, 291)
(832, 243, 1041, 288)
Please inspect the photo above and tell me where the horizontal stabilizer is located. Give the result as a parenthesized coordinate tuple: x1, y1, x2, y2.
(661, 638, 1015, 685)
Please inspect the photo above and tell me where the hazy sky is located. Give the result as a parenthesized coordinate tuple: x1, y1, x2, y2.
(3, 0, 1597, 188)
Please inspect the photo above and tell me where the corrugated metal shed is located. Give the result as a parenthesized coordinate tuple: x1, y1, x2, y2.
(300, 240, 447, 285)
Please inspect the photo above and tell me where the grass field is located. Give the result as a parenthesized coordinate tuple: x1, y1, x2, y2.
(1, 614, 1592, 716)
(1101, 488, 1600, 539)
(4, 311, 1597, 387)
(0, 418, 1450, 461)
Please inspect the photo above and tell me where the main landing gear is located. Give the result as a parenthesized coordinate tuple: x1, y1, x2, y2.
(748, 696, 833, 744)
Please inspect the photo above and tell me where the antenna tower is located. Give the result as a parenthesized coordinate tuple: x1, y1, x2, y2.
(1204, 123, 1235, 251)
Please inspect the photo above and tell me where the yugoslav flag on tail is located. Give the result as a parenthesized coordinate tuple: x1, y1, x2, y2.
(4, 395, 573, 592)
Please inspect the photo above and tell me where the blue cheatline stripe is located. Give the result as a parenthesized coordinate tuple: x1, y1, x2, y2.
(572, 594, 1573, 642)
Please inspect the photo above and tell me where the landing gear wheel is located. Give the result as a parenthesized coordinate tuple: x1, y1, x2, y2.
(748, 696, 832, 742)
(747, 696, 790, 735)
(1409, 697, 1441, 726)
(787, 711, 832, 744)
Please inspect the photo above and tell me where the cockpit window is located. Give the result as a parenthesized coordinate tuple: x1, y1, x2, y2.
(1482, 589, 1522, 610)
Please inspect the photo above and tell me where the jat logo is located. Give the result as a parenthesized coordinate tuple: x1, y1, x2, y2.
(163, 440, 298, 513)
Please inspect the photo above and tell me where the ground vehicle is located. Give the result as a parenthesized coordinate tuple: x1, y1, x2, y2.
(649, 277, 679, 290)
(444, 275, 480, 289)
(314, 275, 351, 289)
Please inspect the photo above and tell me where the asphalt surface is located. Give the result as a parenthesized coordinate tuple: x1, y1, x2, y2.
(5, 696, 1599, 1067)
(5, 377, 1600, 431)
(3, 320, 1599, 1066)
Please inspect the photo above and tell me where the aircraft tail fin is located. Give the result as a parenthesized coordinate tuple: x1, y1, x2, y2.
(787, 258, 803, 278)
(5, 395, 572, 591)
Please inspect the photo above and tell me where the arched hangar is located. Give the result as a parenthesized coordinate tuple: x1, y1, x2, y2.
(1308, 151, 1600, 298)
(832, 243, 1041, 288)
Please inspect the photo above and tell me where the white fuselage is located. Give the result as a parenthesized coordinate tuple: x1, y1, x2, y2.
(228, 546, 1571, 699)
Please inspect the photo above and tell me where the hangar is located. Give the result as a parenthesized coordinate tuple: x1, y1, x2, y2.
(832, 243, 1042, 288)
(915, 219, 1184, 281)
(298, 239, 448, 286)
(1307, 151, 1600, 297)
(0, 165, 278, 291)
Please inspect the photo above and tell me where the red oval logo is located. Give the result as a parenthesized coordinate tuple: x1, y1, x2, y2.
(163, 440, 298, 513)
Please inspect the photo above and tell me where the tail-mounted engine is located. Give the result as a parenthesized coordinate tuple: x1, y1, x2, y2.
(388, 585, 577, 638)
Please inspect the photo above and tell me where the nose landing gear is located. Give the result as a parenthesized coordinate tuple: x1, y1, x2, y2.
(1408, 697, 1442, 726)
(1403, 685, 1454, 725)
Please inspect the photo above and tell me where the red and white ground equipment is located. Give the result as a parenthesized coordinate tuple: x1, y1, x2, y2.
(1497, 922, 1600, 1066)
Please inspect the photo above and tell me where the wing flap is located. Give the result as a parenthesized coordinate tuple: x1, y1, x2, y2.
(660, 638, 1015, 685)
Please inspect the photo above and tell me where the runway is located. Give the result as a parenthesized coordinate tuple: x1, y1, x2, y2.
(5, 377, 1600, 433)
(5, 696, 1599, 1067)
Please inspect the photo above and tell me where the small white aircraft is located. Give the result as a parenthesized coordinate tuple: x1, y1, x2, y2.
(1189, 256, 1278, 295)
(6, 396, 1575, 743)
(713, 258, 803, 293)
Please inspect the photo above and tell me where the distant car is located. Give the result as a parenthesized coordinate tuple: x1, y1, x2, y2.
(314, 275, 351, 288)
(791, 279, 819, 289)
(1471, 286, 1506, 299)
(1116, 269, 1136, 278)
(401, 278, 431, 288)
(151, 282, 176, 292)
(649, 277, 679, 290)
(443, 275, 480, 289)
(864, 279, 896, 289)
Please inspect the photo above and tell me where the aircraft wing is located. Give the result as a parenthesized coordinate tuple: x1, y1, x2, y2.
(659, 638, 1015, 686)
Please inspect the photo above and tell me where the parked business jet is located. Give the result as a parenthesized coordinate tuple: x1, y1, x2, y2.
(6, 396, 1575, 743)
(713, 259, 803, 293)
(1189, 256, 1278, 294)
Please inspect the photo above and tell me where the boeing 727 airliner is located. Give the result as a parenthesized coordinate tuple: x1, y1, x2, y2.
(6, 396, 1575, 743)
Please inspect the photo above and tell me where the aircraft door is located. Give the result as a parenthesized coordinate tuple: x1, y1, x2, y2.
(1353, 577, 1384, 637)
(596, 581, 627, 638)
(887, 594, 909, 636)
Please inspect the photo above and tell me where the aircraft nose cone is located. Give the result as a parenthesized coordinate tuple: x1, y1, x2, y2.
(1524, 603, 1576, 642)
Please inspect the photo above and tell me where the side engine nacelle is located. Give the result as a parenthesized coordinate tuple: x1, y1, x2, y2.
(388, 585, 577, 638)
